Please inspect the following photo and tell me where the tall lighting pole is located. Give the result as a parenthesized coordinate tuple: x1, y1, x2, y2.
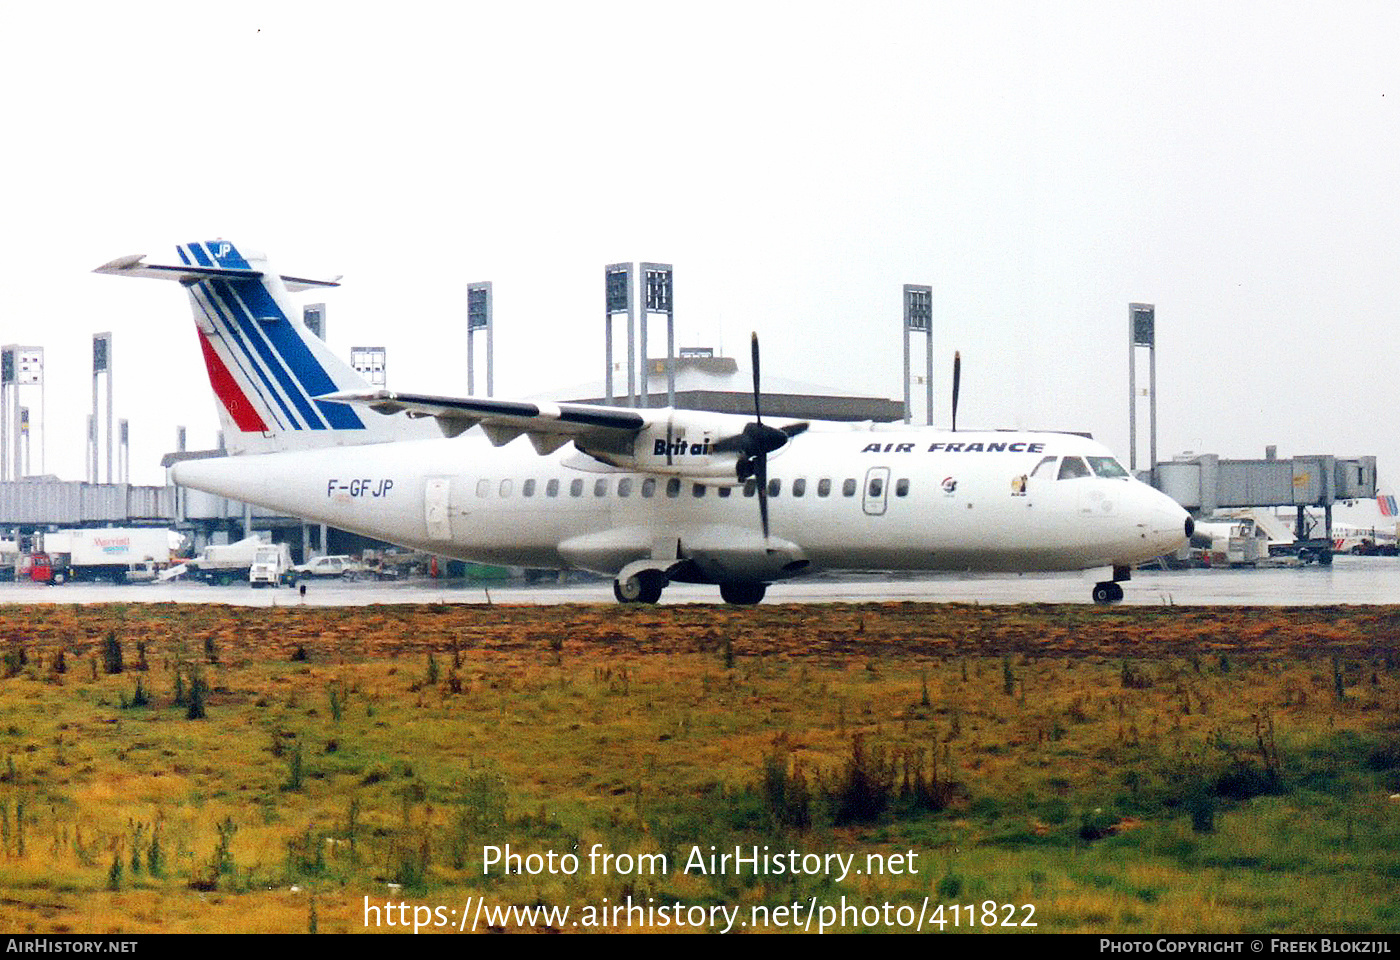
(902, 285, 933, 424)
(603, 263, 635, 406)
(467, 282, 493, 396)
(1128, 303, 1157, 485)
(638, 263, 674, 408)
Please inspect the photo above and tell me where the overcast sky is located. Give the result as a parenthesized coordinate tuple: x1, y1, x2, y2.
(1, 2, 1396, 516)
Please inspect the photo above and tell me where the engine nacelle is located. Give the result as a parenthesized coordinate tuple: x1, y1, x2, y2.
(575, 412, 789, 480)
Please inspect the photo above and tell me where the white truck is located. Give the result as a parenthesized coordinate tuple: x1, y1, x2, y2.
(184, 536, 292, 586)
(31, 528, 183, 583)
(249, 543, 293, 587)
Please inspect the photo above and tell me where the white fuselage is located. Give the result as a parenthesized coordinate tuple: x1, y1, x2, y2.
(172, 421, 1191, 580)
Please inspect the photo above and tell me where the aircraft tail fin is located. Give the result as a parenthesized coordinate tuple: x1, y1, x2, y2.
(96, 241, 434, 455)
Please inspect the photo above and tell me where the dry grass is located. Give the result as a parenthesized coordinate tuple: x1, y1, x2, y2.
(0, 602, 1394, 933)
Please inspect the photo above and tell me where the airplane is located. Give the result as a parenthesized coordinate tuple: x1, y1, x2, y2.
(96, 241, 1194, 605)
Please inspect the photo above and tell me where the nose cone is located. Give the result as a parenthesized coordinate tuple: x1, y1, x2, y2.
(1142, 487, 1193, 556)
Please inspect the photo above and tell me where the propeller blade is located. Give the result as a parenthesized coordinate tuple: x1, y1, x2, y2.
(781, 421, 809, 439)
(755, 451, 770, 540)
(713, 421, 789, 457)
(951, 351, 961, 433)
(750, 332, 763, 424)
(710, 434, 746, 454)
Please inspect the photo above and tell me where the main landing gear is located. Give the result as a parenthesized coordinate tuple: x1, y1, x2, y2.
(613, 569, 666, 604)
(719, 582, 767, 605)
(1091, 565, 1130, 605)
(610, 573, 770, 606)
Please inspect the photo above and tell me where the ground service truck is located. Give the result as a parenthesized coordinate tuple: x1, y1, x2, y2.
(26, 528, 183, 584)
(183, 536, 292, 586)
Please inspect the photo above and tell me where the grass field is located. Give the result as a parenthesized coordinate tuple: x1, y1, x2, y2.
(0, 601, 1395, 933)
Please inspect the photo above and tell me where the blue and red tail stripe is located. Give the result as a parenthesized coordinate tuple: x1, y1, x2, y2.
(188, 275, 296, 431)
(195, 328, 268, 433)
(178, 241, 364, 432)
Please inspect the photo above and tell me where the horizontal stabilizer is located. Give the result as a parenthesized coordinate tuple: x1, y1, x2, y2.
(94, 254, 340, 291)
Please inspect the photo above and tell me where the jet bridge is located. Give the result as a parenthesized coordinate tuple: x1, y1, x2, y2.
(1156, 453, 1377, 555)
(1156, 454, 1377, 514)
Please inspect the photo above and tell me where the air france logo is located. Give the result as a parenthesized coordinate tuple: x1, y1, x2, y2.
(862, 441, 1046, 454)
(942, 477, 957, 495)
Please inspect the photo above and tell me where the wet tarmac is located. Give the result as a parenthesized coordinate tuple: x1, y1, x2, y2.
(2, 556, 1397, 606)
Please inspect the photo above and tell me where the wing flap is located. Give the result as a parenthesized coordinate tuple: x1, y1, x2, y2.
(321, 389, 651, 450)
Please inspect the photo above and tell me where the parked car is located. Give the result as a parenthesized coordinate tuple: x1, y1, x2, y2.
(285, 555, 366, 583)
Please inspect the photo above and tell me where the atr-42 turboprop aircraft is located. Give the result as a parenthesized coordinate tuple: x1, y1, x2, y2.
(96, 242, 1192, 605)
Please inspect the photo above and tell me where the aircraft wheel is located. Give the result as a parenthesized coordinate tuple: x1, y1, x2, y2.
(719, 582, 767, 605)
(613, 570, 665, 604)
(1091, 581, 1123, 605)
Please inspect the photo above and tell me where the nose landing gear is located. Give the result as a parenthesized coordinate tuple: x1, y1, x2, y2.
(1092, 581, 1124, 604)
(1092, 565, 1130, 605)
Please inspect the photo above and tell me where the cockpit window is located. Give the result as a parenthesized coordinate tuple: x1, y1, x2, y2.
(1086, 456, 1129, 479)
(1029, 456, 1057, 479)
(1057, 456, 1091, 480)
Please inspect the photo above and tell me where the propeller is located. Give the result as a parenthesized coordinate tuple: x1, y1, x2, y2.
(951, 350, 961, 432)
(710, 333, 808, 538)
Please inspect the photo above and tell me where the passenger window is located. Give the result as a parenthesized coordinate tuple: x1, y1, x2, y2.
(895, 478, 909, 497)
(1057, 456, 1091, 480)
(641, 478, 656, 497)
(743, 479, 757, 497)
(868, 477, 884, 497)
(842, 478, 857, 497)
(619, 478, 633, 497)
(546, 479, 559, 497)
(499, 479, 513, 498)
(768, 478, 781, 498)
(718, 486, 732, 498)
(817, 478, 831, 497)
(570, 478, 583, 497)
(522, 479, 536, 497)
(1029, 456, 1057, 478)
(594, 479, 608, 497)
(792, 478, 806, 497)
(667, 478, 681, 498)
(476, 479, 489, 498)
(692, 483, 706, 497)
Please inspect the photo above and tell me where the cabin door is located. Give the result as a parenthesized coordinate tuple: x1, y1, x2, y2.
(424, 477, 453, 541)
(863, 466, 891, 516)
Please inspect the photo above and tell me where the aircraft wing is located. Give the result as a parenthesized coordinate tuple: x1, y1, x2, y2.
(319, 389, 652, 455)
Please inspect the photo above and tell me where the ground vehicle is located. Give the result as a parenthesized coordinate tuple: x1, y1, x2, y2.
(1192, 516, 1274, 566)
(184, 537, 293, 585)
(286, 555, 365, 583)
(27, 528, 182, 583)
(184, 536, 265, 585)
(249, 543, 293, 586)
